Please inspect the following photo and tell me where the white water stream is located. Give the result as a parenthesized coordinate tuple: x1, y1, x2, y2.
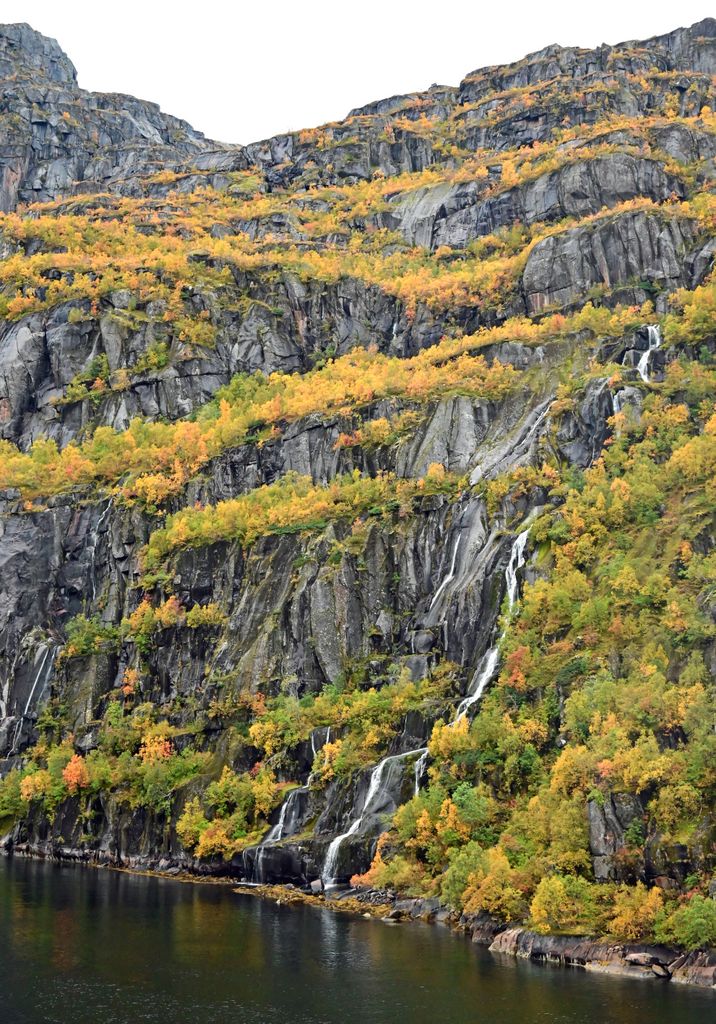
(263, 786, 308, 845)
(11, 642, 57, 753)
(636, 324, 661, 384)
(426, 535, 462, 618)
(88, 499, 113, 603)
(454, 527, 530, 720)
(321, 520, 534, 882)
(322, 747, 426, 884)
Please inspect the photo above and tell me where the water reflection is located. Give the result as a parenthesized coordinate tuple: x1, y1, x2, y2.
(0, 857, 712, 1024)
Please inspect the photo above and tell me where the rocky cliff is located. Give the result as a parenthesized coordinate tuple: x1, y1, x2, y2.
(0, 19, 715, 959)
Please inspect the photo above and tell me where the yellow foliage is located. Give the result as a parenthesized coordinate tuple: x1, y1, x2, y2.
(608, 884, 664, 941)
(19, 770, 52, 803)
(142, 469, 459, 574)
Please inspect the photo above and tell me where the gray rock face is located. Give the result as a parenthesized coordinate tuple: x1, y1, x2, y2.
(0, 339, 609, 881)
(588, 794, 644, 881)
(0, 378, 557, 758)
(383, 155, 685, 250)
(522, 210, 699, 313)
(0, 18, 714, 892)
(0, 23, 224, 211)
(0, 273, 475, 450)
(652, 123, 716, 165)
(458, 19, 716, 103)
(554, 377, 615, 467)
(0, 23, 76, 84)
(1, 18, 714, 212)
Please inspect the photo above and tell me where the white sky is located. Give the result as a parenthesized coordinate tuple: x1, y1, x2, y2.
(1, 1, 713, 145)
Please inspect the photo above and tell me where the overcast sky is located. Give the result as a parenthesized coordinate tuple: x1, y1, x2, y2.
(1, 1, 713, 144)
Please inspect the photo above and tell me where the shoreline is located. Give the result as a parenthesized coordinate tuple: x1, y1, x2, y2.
(2, 843, 715, 991)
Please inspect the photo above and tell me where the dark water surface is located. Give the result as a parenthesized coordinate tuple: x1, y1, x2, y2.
(0, 856, 712, 1024)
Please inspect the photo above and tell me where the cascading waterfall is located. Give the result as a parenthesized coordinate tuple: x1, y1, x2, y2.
(320, 520, 534, 882)
(636, 324, 661, 384)
(517, 400, 552, 454)
(322, 747, 426, 884)
(504, 528, 528, 607)
(453, 527, 530, 720)
(88, 499, 113, 604)
(413, 522, 533, 794)
(252, 785, 309, 881)
(454, 646, 501, 722)
(413, 749, 429, 796)
(320, 525, 473, 878)
(263, 786, 308, 845)
(11, 643, 57, 753)
(311, 726, 330, 762)
(470, 398, 552, 486)
(426, 534, 462, 618)
(248, 726, 332, 881)
(611, 387, 629, 438)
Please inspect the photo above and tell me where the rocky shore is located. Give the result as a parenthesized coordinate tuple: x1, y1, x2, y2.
(1, 19, 716, 1003)
(3, 842, 714, 991)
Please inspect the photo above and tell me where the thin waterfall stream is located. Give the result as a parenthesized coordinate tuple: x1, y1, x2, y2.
(322, 747, 426, 885)
(320, 519, 534, 884)
(636, 324, 661, 384)
(11, 642, 57, 754)
(247, 727, 331, 881)
(263, 786, 308, 845)
(88, 499, 113, 604)
(453, 526, 531, 720)
(254, 520, 535, 887)
(612, 323, 662, 422)
(425, 534, 462, 619)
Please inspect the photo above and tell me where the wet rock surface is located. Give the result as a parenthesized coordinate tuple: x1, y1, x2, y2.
(485, 925, 716, 987)
(0, 20, 715, 976)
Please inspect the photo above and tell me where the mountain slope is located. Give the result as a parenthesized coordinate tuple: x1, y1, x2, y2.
(0, 19, 715, 958)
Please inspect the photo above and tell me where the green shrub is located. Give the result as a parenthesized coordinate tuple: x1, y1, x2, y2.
(61, 615, 121, 660)
(655, 895, 716, 951)
(0, 771, 26, 820)
(530, 875, 599, 935)
(441, 840, 485, 910)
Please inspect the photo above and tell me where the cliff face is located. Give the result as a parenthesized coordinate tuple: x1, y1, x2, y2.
(0, 23, 224, 211)
(0, 19, 715, 952)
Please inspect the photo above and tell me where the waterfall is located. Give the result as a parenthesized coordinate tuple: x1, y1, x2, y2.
(262, 786, 307, 845)
(427, 533, 462, 618)
(454, 646, 501, 721)
(611, 388, 628, 437)
(470, 398, 552, 486)
(249, 784, 310, 882)
(248, 725, 334, 881)
(636, 324, 661, 384)
(88, 499, 113, 604)
(453, 527, 531, 721)
(321, 521, 534, 878)
(311, 725, 330, 761)
(504, 528, 529, 608)
(518, 400, 552, 454)
(11, 643, 57, 753)
(413, 748, 429, 796)
(322, 747, 426, 884)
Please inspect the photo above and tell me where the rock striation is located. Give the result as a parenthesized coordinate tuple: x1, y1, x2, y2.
(0, 23, 225, 211)
(0, 18, 714, 977)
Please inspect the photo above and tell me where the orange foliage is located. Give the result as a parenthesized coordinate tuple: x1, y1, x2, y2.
(62, 755, 90, 794)
(139, 735, 173, 763)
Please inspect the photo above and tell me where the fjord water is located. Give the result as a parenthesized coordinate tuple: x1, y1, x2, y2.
(0, 858, 711, 1024)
